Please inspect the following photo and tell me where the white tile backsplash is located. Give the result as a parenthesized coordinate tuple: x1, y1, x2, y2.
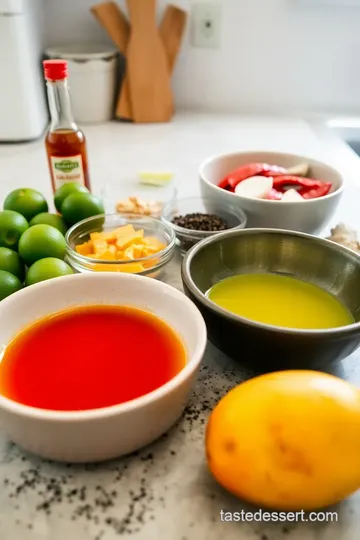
(43, 0, 360, 115)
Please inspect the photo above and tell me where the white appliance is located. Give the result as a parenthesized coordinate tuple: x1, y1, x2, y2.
(0, 0, 48, 142)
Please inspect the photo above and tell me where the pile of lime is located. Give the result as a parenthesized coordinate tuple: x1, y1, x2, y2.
(0, 183, 104, 301)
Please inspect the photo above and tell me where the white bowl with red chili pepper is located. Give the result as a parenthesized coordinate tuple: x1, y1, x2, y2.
(199, 151, 344, 234)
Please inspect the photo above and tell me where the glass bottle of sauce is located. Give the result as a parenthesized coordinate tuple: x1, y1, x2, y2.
(43, 59, 91, 193)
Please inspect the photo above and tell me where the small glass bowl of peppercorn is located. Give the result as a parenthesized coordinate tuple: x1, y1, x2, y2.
(162, 197, 247, 253)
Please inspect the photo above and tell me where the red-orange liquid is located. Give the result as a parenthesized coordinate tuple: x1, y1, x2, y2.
(0, 306, 186, 411)
(45, 129, 91, 192)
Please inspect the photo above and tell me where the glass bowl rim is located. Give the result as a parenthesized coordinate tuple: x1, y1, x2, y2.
(161, 196, 247, 238)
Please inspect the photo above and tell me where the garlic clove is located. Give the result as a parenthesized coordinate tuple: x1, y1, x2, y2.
(234, 176, 273, 199)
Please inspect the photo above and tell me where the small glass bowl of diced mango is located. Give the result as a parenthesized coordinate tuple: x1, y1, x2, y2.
(65, 214, 176, 277)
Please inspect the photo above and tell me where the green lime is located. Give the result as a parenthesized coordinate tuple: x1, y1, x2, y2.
(54, 182, 89, 213)
(4, 188, 48, 221)
(25, 257, 73, 286)
(29, 212, 68, 235)
(0, 210, 29, 250)
(0, 247, 25, 281)
(18, 224, 66, 267)
(0, 270, 23, 301)
(61, 192, 105, 226)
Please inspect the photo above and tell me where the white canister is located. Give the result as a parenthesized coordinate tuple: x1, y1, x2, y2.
(45, 44, 118, 124)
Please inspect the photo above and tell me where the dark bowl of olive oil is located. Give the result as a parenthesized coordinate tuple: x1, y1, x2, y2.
(181, 228, 360, 371)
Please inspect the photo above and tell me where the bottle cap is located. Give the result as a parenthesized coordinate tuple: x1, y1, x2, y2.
(43, 59, 68, 81)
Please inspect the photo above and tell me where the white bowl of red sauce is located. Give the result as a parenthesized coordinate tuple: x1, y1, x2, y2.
(0, 273, 207, 463)
(199, 151, 344, 234)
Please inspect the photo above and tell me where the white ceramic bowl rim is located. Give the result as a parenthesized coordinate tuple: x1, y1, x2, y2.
(0, 273, 207, 422)
(199, 150, 344, 204)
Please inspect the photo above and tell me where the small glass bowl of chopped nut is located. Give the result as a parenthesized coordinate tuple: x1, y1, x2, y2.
(162, 197, 247, 253)
(102, 179, 177, 219)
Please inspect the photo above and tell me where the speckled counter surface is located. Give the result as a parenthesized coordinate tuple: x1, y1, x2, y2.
(0, 249, 359, 540)
(1, 114, 360, 539)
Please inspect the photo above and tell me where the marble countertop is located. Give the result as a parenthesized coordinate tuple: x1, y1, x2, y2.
(1, 113, 360, 540)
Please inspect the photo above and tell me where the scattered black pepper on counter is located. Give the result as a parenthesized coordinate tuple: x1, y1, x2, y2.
(1, 365, 239, 538)
(172, 213, 229, 232)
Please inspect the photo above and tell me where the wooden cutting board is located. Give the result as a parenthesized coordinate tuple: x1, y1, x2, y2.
(160, 4, 187, 73)
(90, 1, 132, 120)
(126, 0, 173, 123)
(119, 3, 187, 121)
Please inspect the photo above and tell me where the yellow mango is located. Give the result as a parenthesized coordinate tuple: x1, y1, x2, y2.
(123, 246, 135, 260)
(115, 230, 144, 251)
(206, 371, 360, 511)
(116, 262, 145, 273)
(141, 247, 149, 257)
(90, 230, 116, 243)
(101, 231, 116, 243)
(80, 224, 166, 274)
(75, 241, 93, 256)
(93, 239, 108, 254)
(143, 236, 165, 249)
(143, 245, 164, 255)
(133, 245, 143, 259)
(94, 262, 144, 273)
(113, 224, 135, 238)
(93, 263, 121, 272)
(94, 251, 117, 261)
(142, 237, 166, 254)
(142, 258, 158, 269)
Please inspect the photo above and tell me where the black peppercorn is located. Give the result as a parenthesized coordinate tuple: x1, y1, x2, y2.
(172, 213, 229, 232)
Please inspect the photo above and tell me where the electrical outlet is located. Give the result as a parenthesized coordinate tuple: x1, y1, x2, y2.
(191, 1, 222, 49)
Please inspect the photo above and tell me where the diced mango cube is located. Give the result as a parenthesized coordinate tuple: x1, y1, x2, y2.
(117, 262, 145, 273)
(143, 236, 165, 250)
(142, 258, 159, 269)
(90, 230, 116, 244)
(82, 224, 166, 274)
(113, 224, 135, 238)
(95, 250, 117, 261)
(142, 237, 166, 254)
(101, 231, 116, 243)
(93, 239, 108, 254)
(123, 246, 135, 260)
(115, 230, 144, 250)
(142, 245, 159, 255)
(93, 263, 113, 271)
(75, 241, 93, 256)
(132, 245, 143, 259)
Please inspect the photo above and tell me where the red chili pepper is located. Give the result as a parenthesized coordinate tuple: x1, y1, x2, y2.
(217, 176, 232, 189)
(272, 175, 323, 191)
(218, 166, 332, 200)
(224, 163, 287, 190)
(301, 182, 332, 200)
(226, 164, 267, 190)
